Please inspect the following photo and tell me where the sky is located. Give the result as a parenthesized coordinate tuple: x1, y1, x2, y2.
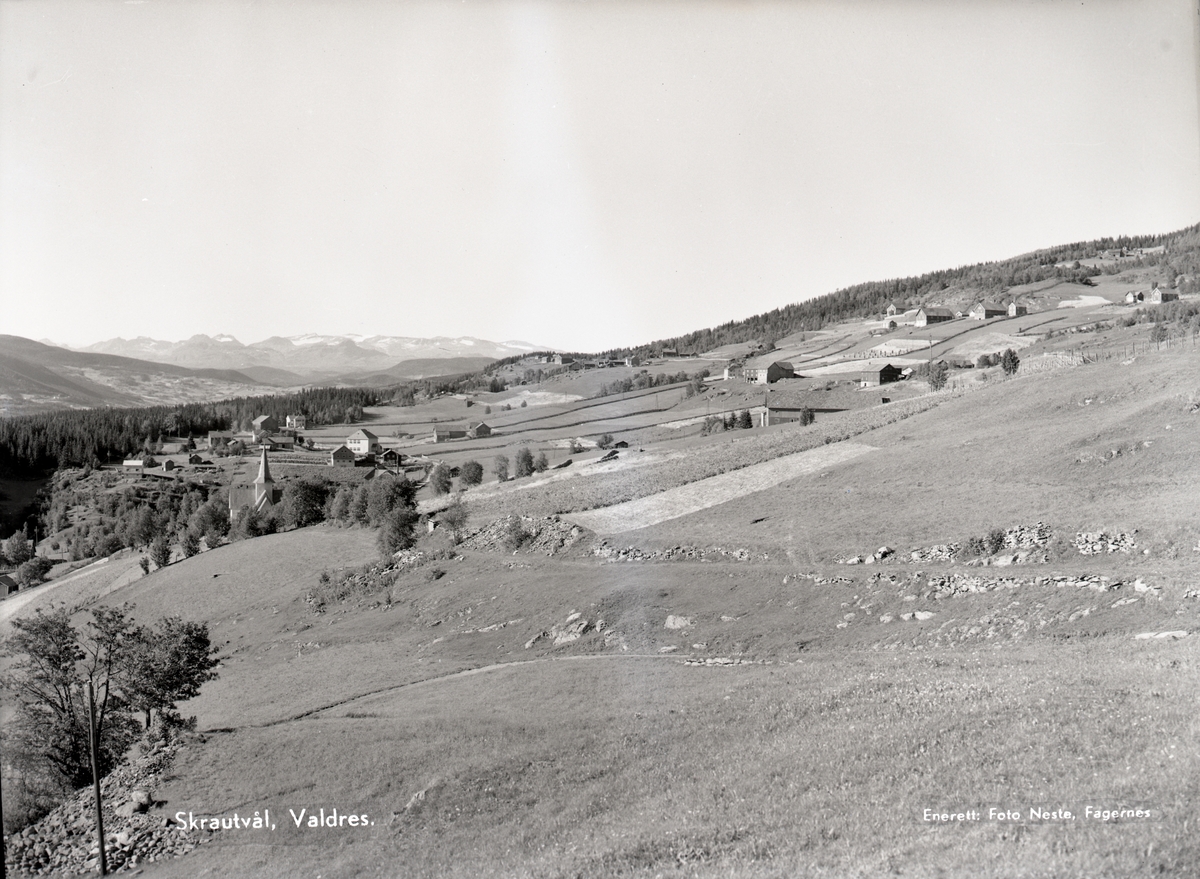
(2, 0, 1199, 353)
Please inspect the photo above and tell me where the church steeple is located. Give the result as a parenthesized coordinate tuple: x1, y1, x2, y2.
(253, 447, 273, 487)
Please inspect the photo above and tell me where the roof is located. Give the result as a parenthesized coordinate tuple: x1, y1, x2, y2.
(252, 415, 275, 425)
(330, 444, 355, 457)
(971, 301, 1005, 312)
(918, 306, 954, 317)
(348, 429, 378, 441)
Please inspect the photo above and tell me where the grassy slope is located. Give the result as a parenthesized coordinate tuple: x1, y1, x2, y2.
(6, 321, 1200, 877)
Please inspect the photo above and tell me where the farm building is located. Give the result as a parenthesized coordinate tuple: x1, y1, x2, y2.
(228, 448, 282, 519)
(122, 459, 145, 470)
(252, 415, 279, 434)
(260, 436, 293, 451)
(614, 440, 629, 449)
(860, 364, 903, 386)
(1125, 290, 1145, 304)
(188, 454, 204, 465)
(743, 361, 796, 385)
(432, 428, 468, 442)
(660, 348, 678, 358)
(286, 414, 306, 430)
(159, 442, 187, 455)
(1, 573, 17, 595)
(886, 303, 898, 316)
(207, 430, 234, 446)
(914, 307, 954, 326)
(1007, 301, 1028, 317)
(467, 422, 492, 438)
(346, 429, 381, 455)
(161, 460, 175, 472)
(1150, 289, 1179, 303)
(722, 363, 742, 381)
(758, 389, 849, 426)
(968, 302, 1006, 320)
(379, 448, 403, 469)
(329, 445, 355, 467)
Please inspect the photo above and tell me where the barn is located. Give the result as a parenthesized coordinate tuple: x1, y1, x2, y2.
(968, 302, 1006, 320)
(467, 422, 492, 438)
(914, 307, 954, 326)
(860, 363, 903, 386)
(1007, 301, 1028, 317)
(329, 445, 355, 467)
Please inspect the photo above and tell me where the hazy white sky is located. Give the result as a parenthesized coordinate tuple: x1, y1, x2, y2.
(3, 0, 1198, 352)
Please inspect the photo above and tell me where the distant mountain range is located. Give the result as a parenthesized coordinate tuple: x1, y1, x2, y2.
(1, 333, 547, 415)
(70, 334, 543, 380)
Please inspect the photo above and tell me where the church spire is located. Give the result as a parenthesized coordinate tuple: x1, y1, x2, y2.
(253, 446, 273, 486)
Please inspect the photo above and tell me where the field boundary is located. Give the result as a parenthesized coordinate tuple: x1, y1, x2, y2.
(565, 441, 876, 533)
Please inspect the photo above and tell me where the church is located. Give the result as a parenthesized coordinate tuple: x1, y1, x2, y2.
(228, 448, 282, 519)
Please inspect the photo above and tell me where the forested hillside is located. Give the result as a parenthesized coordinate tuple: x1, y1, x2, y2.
(619, 223, 1200, 357)
(0, 387, 384, 473)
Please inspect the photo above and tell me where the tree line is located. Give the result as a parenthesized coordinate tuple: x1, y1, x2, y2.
(0, 386, 385, 474)
(606, 223, 1200, 360)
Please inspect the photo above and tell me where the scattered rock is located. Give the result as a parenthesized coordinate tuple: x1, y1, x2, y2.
(664, 615, 693, 630)
(1075, 531, 1136, 555)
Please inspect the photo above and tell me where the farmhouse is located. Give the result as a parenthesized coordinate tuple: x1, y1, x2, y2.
(886, 303, 898, 316)
(466, 422, 492, 438)
(286, 414, 306, 430)
(860, 363, 903, 386)
(914, 306, 954, 326)
(329, 445, 355, 467)
(969, 302, 1006, 320)
(346, 429, 381, 456)
(743, 361, 795, 385)
(252, 415, 279, 434)
(1008, 301, 1028, 317)
(228, 448, 282, 518)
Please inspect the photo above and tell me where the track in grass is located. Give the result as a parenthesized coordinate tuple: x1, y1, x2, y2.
(566, 440, 876, 533)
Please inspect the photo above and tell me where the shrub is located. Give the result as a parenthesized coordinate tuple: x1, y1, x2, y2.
(1000, 348, 1020, 376)
(180, 529, 201, 558)
(15, 556, 53, 588)
(460, 460, 484, 486)
(597, 434, 614, 450)
(737, 410, 753, 429)
(965, 535, 987, 557)
(798, 408, 815, 427)
(440, 496, 469, 543)
(515, 448, 535, 478)
(985, 528, 1007, 555)
(377, 506, 420, 557)
(429, 464, 453, 495)
(502, 516, 531, 551)
(928, 361, 949, 391)
(534, 452, 549, 472)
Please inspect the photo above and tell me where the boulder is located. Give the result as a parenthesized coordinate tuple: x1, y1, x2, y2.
(664, 615, 694, 630)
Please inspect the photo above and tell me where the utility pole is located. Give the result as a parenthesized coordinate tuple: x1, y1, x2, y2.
(87, 681, 108, 876)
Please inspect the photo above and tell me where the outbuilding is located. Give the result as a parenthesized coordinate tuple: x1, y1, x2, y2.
(329, 445, 355, 467)
(914, 307, 954, 326)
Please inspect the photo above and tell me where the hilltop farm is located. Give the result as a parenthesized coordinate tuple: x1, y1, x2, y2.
(4, 262, 1200, 878)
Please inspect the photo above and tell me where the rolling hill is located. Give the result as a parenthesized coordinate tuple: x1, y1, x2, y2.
(0, 336, 269, 415)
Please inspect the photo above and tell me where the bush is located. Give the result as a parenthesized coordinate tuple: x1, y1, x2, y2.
(534, 452, 549, 472)
(460, 460, 484, 486)
(798, 408, 815, 426)
(180, 529, 201, 558)
(429, 464, 453, 495)
(440, 495, 469, 543)
(15, 556, 53, 588)
(965, 535, 986, 557)
(985, 528, 1007, 555)
(377, 506, 420, 557)
(502, 516, 531, 551)
(597, 434, 614, 450)
(1000, 348, 1020, 376)
(515, 448, 534, 478)
(737, 410, 753, 429)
